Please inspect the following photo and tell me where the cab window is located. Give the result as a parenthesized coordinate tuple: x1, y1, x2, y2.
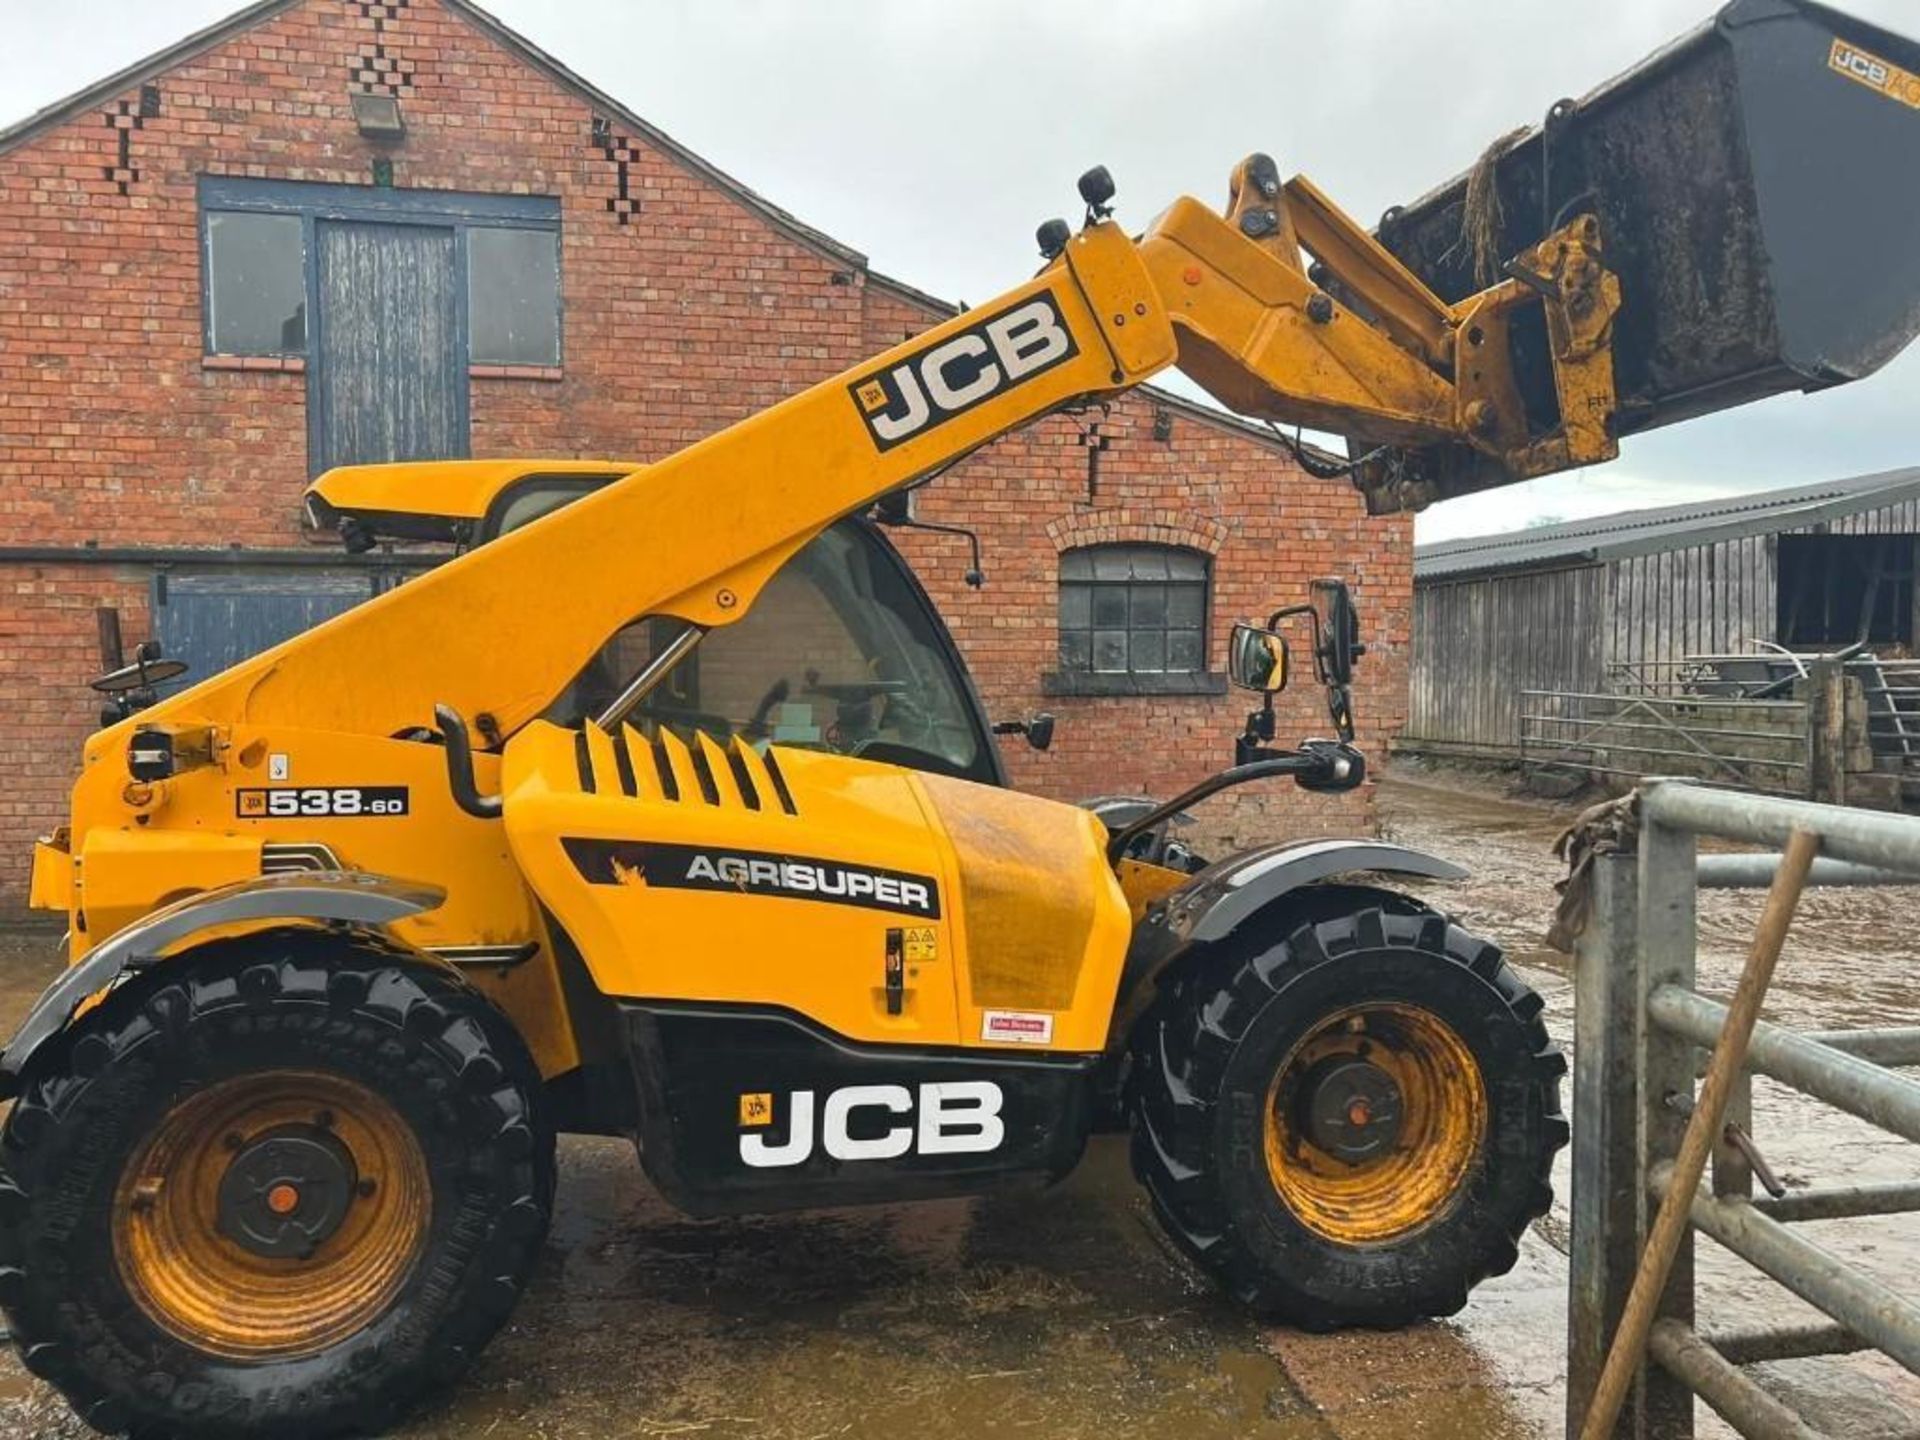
(557, 522, 995, 784)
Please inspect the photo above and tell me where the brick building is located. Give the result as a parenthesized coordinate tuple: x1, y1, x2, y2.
(0, 0, 1413, 911)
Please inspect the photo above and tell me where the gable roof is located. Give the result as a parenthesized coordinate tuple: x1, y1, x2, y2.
(1416, 467, 1920, 581)
(0, 0, 864, 267)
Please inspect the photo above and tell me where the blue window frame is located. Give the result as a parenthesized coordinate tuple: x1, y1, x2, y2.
(196, 176, 562, 365)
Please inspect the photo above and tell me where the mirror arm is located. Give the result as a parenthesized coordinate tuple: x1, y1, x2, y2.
(1105, 755, 1309, 866)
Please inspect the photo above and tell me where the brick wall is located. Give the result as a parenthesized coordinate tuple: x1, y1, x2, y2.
(0, 0, 1413, 909)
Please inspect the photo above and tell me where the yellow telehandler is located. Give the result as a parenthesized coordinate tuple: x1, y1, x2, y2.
(4, 2, 1918, 1433)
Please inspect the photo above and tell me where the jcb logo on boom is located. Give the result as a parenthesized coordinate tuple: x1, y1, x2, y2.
(737, 1081, 1004, 1167)
(849, 296, 1078, 451)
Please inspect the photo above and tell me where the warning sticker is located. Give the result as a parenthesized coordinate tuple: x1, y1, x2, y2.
(981, 1010, 1054, 1046)
(903, 926, 938, 964)
(738, 1092, 773, 1127)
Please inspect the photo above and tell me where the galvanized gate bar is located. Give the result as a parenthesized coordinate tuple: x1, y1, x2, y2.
(1702, 1321, 1870, 1365)
(1800, 1027, 1920, 1068)
(1649, 987, 1920, 1146)
(1753, 1182, 1920, 1223)
(1650, 1164, 1920, 1377)
(1643, 781, 1920, 874)
(1647, 1320, 1828, 1440)
(1697, 853, 1917, 889)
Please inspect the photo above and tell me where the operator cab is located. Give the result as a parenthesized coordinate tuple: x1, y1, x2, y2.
(547, 521, 1002, 785)
(305, 461, 1007, 787)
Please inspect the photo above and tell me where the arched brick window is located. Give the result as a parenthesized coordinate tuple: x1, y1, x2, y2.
(1056, 543, 1211, 687)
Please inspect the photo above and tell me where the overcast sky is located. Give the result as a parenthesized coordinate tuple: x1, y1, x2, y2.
(5, 0, 1918, 542)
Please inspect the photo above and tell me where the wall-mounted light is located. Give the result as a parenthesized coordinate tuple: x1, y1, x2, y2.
(1153, 405, 1174, 443)
(349, 90, 405, 140)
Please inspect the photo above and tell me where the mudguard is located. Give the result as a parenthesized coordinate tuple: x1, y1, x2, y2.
(1110, 838, 1467, 1041)
(0, 871, 443, 1098)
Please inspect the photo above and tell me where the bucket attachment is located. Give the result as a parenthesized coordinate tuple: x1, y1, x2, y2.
(1373, 0, 1920, 505)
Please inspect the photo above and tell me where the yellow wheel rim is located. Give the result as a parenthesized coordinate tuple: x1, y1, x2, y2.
(112, 1070, 431, 1360)
(1262, 1002, 1487, 1245)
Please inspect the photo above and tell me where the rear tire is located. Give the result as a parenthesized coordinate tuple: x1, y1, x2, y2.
(0, 933, 554, 1438)
(1127, 905, 1566, 1328)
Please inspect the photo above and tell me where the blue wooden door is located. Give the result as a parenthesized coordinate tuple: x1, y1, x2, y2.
(152, 571, 385, 693)
(311, 219, 466, 475)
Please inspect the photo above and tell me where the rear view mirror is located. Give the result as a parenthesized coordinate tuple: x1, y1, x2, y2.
(991, 712, 1055, 751)
(1310, 578, 1362, 686)
(1228, 624, 1290, 693)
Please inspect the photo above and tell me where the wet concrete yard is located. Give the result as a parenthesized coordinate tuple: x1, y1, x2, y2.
(2, 771, 1916, 1437)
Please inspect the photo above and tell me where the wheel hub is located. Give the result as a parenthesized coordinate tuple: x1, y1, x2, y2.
(1300, 1056, 1404, 1163)
(216, 1124, 359, 1259)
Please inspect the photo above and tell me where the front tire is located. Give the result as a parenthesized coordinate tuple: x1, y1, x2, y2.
(1128, 905, 1566, 1328)
(0, 933, 554, 1438)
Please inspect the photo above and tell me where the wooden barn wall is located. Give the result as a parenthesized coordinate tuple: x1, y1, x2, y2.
(1603, 535, 1774, 677)
(1601, 498, 1920, 676)
(1407, 564, 1605, 752)
(1406, 498, 1920, 754)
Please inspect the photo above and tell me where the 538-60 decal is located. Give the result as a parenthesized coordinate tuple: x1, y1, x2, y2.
(236, 786, 410, 819)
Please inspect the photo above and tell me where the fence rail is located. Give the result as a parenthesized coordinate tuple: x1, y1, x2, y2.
(1568, 780, 1920, 1440)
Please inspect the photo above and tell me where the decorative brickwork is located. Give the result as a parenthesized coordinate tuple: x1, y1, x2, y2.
(350, 0, 418, 95)
(351, 44, 417, 97)
(99, 86, 159, 196)
(598, 124, 642, 224)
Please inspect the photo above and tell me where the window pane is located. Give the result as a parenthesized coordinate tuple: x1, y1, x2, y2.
(1168, 584, 1204, 627)
(470, 227, 560, 365)
(206, 212, 306, 354)
(559, 523, 987, 778)
(1167, 550, 1207, 581)
(1131, 631, 1165, 673)
(1059, 583, 1091, 630)
(1093, 630, 1129, 672)
(1127, 549, 1167, 580)
(1130, 583, 1167, 627)
(1092, 550, 1133, 580)
(1091, 587, 1128, 627)
(1058, 629, 1091, 672)
(1060, 550, 1093, 580)
(1167, 629, 1204, 672)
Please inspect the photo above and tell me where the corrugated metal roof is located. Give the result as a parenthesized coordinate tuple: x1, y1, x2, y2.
(1415, 467, 1920, 581)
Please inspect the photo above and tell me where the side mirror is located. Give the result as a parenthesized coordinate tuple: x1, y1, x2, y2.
(1228, 623, 1290, 693)
(991, 712, 1055, 751)
(1309, 578, 1363, 686)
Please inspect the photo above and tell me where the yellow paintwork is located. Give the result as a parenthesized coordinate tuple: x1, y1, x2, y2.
(114, 1070, 430, 1359)
(1115, 858, 1190, 926)
(1263, 1002, 1489, 1243)
(33, 158, 1627, 1078)
(28, 835, 71, 913)
(307, 458, 641, 527)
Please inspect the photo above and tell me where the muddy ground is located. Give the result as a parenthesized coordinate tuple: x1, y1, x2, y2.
(0, 770, 1916, 1438)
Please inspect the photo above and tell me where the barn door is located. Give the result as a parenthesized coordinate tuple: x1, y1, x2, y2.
(151, 570, 389, 694)
(311, 219, 466, 475)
